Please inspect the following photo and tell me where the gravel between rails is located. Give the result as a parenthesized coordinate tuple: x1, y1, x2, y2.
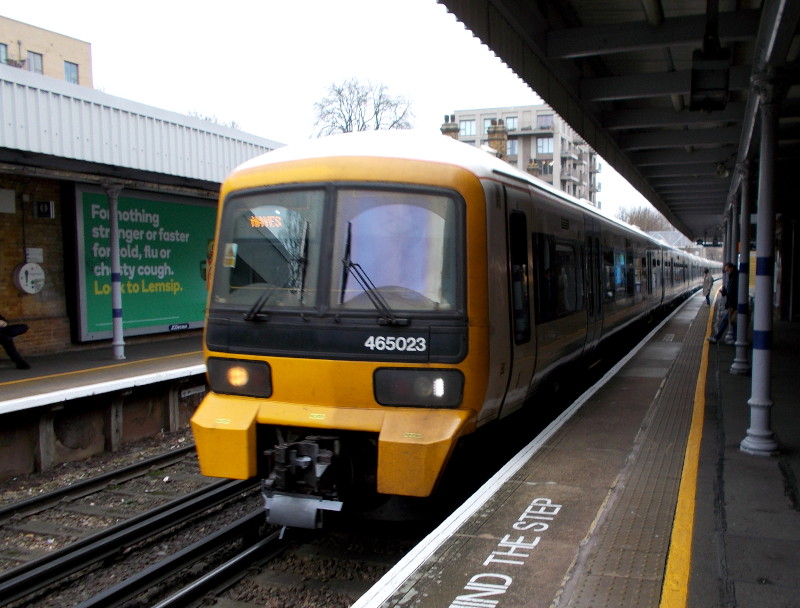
(0, 428, 195, 505)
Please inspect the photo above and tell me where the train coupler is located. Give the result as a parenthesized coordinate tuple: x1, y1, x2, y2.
(261, 437, 343, 529)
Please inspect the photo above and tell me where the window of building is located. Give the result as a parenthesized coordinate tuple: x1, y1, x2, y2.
(483, 118, 493, 134)
(537, 114, 554, 129)
(538, 160, 553, 175)
(64, 61, 79, 84)
(505, 116, 517, 130)
(27, 51, 43, 74)
(460, 119, 476, 136)
(0, 44, 7, 64)
(536, 136, 553, 154)
(507, 139, 518, 156)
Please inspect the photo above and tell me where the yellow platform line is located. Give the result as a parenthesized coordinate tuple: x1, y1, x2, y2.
(659, 304, 714, 607)
(0, 351, 203, 388)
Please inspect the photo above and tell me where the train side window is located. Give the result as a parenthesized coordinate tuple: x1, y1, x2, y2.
(626, 247, 635, 297)
(614, 248, 627, 300)
(509, 212, 531, 343)
(603, 248, 615, 302)
(555, 241, 581, 315)
(534, 233, 583, 322)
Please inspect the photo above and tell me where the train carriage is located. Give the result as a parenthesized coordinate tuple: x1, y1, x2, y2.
(191, 131, 714, 528)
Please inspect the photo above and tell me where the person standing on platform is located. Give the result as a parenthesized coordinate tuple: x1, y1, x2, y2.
(0, 313, 30, 369)
(702, 268, 713, 306)
(708, 262, 738, 344)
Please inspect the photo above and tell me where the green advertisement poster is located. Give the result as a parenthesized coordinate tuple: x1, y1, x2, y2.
(77, 188, 217, 341)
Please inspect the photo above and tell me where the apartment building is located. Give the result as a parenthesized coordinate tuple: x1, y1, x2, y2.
(443, 105, 600, 206)
(0, 15, 92, 87)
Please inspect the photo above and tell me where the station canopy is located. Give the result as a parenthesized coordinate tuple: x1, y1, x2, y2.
(440, 0, 800, 243)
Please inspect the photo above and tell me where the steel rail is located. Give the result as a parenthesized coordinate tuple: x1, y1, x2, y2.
(76, 514, 283, 608)
(151, 528, 284, 608)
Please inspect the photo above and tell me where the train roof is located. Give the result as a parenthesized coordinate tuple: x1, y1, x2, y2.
(234, 130, 594, 213)
(235, 129, 518, 176)
(232, 131, 717, 266)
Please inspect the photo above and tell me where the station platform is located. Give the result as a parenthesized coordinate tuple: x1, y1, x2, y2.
(353, 294, 800, 608)
(0, 333, 204, 415)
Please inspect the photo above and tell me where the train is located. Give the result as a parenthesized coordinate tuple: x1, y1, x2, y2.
(191, 130, 717, 528)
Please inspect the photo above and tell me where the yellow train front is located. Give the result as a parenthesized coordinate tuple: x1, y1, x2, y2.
(192, 131, 499, 528)
(191, 130, 711, 528)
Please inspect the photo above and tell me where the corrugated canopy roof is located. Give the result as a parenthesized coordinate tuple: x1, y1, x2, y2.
(440, 0, 800, 242)
(0, 64, 282, 191)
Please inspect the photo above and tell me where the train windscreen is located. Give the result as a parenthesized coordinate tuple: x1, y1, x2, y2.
(211, 186, 461, 315)
(331, 189, 459, 312)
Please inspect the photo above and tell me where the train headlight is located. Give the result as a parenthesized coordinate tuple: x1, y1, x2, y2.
(374, 368, 464, 408)
(207, 357, 272, 398)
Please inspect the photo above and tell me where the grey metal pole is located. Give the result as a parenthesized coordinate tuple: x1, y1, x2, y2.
(731, 164, 752, 374)
(106, 184, 126, 360)
(730, 204, 739, 267)
(722, 218, 729, 266)
(724, 203, 739, 343)
(741, 76, 780, 456)
(790, 219, 797, 321)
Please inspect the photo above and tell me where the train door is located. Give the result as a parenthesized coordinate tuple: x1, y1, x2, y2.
(646, 249, 657, 301)
(651, 249, 663, 304)
(584, 217, 603, 349)
(499, 189, 537, 417)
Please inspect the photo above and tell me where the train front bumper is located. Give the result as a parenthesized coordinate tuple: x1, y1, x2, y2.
(190, 392, 475, 496)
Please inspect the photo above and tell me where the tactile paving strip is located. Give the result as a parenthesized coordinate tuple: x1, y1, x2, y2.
(562, 302, 709, 607)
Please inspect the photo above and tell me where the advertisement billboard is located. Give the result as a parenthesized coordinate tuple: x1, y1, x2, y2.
(76, 186, 216, 341)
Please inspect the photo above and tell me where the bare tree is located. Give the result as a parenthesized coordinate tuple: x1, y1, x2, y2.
(313, 78, 414, 136)
(188, 111, 240, 130)
(616, 205, 674, 232)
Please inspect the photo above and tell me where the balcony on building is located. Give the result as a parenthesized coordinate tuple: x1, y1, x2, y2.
(561, 146, 579, 161)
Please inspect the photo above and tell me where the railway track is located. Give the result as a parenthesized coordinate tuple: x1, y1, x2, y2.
(3, 487, 420, 607)
(0, 445, 198, 524)
(0, 474, 259, 606)
(0, 311, 672, 607)
(0, 445, 215, 570)
(154, 518, 425, 608)
(0, 443, 267, 607)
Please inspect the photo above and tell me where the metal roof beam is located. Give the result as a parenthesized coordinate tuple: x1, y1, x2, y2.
(661, 192, 731, 201)
(649, 174, 732, 186)
(581, 65, 751, 102)
(548, 10, 759, 59)
(655, 182, 732, 193)
(640, 163, 726, 178)
(619, 126, 741, 149)
(629, 146, 738, 166)
(603, 103, 745, 130)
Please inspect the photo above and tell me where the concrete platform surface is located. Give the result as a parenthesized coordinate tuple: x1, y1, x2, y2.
(352, 294, 800, 608)
(0, 333, 203, 413)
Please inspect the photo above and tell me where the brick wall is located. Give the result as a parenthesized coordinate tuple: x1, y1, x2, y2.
(0, 175, 71, 355)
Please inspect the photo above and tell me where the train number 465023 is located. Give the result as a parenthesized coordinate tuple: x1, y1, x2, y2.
(364, 336, 427, 352)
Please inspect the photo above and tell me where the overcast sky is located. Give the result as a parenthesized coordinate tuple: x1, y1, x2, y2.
(2, 0, 648, 215)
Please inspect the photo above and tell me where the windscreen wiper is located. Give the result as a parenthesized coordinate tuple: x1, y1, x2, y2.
(295, 220, 309, 302)
(341, 222, 408, 326)
(244, 286, 280, 321)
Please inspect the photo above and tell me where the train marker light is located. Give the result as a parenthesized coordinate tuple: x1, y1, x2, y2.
(227, 366, 249, 387)
(207, 357, 272, 398)
(374, 368, 463, 408)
